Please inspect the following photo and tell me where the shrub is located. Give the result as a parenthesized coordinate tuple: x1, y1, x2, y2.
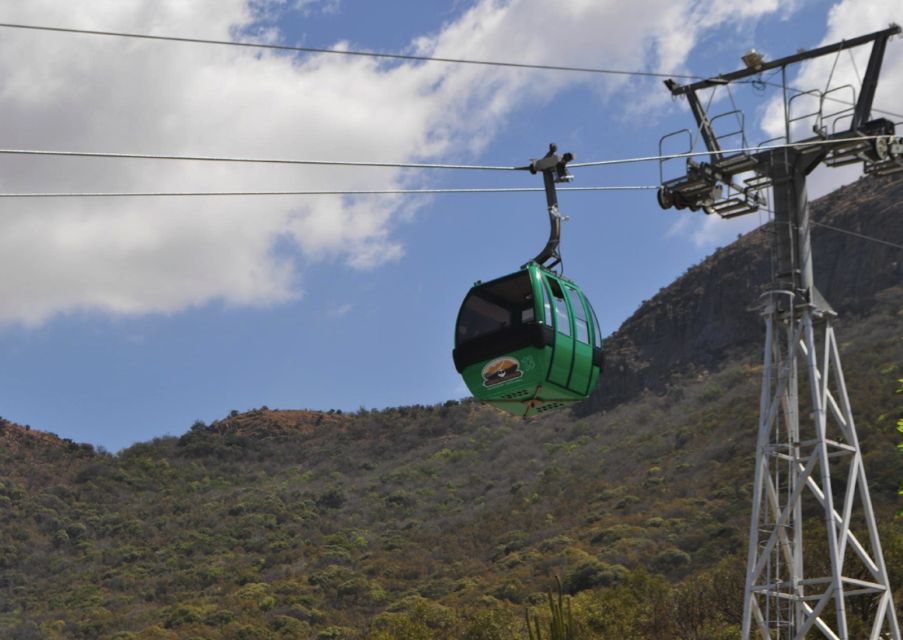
(52, 528, 69, 547)
(164, 604, 204, 628)
(491, 579, 525, 603)
(652, 547, 692, 572)
(235, 624, 269, 640)
(236, 582, 270, 600)
(271, 615, 309, 638)
(462, 608, 519, 640)
(317, 489, 346, 510)
(563, 560, 623, 594)
(203, 609, 235, 626)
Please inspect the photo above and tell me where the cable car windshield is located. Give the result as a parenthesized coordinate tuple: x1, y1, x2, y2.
(456, 272, 534, 345)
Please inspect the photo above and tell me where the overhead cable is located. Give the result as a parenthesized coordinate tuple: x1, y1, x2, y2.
(0, 22, 702, 80)
(8, 190, 898, 254)
(4, 23, 901, 121)
(811, 220, 903, 250)
(569, 134, 894, 167)
(0, 186, 657, 198)
(0, 148, 518, 171)
(0, 134, 892, 173)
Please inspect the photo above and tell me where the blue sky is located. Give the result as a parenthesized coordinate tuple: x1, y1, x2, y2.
(0, 0, 900, 451)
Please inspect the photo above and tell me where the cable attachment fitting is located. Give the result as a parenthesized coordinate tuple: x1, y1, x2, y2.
(528, 143, 574, 183)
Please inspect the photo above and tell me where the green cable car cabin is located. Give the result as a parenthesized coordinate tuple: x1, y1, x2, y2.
(452, 144, 603, 417)
(453, 262, 603, 417)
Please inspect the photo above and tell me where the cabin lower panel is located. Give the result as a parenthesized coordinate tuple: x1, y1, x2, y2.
(461, 345, 598, 417)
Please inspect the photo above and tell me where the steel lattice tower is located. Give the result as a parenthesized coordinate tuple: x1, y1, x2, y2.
(658, 26, 902, 640)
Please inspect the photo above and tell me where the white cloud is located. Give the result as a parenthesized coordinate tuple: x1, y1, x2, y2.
(0, 0, 790, 325)
(327, 302, 353, 318)
(292, 0, 341, 16)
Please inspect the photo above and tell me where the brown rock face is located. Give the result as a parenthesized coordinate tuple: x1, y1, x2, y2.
(580, 174, 903, 415)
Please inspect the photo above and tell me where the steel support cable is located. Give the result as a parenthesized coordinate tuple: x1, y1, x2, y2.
(810, 220, 903, 250)
(760, 205, 903, 251)
(0, 22, 703, 80)
(12, 23, 902, 118)
(5, 23, 901, 122)
(0, 134, 892, 173)
(823, 47, 842, 97)
(738, 78, 903, 122)
(0, 148, 518, 171)
(3, 190, 897, 251)
(569, 133, 896, 167)
(847, 47, 863, 85)
(0, 185, 658, 198)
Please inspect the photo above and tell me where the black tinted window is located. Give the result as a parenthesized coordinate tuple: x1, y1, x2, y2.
(456, 272, 535, 345)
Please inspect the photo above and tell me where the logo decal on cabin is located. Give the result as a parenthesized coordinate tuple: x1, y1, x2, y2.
(481, 357, 523, 387)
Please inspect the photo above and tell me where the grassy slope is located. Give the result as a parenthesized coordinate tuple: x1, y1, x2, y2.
(1, 287, 900, 639)
(1, 175, 901, 638)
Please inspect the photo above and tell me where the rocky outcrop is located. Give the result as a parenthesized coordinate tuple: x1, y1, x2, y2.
(580, 174, 903, 414)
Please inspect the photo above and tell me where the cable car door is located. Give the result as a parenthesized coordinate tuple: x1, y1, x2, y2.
(564, 285, 593, 394)
(545, 275, 574, 390)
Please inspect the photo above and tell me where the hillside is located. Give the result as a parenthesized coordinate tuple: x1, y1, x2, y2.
(583, 173, 903, 413)
(1, 176, 901, 639)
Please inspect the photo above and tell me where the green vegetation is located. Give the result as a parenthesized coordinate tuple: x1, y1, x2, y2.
(1, 175, 901, 638)
(1, 289, 900, 638)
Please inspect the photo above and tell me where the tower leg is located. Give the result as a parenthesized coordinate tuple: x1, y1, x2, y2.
(742, 300, 900, 639)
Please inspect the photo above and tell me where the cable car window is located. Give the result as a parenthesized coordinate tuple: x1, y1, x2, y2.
(456, 296, 507, 343)
(588, 301, 602, 348)
(566, 287, 589, 344)
(546, 277, 571, 337)
(456, 272, 535, 345)
(539, 278, 553, 326)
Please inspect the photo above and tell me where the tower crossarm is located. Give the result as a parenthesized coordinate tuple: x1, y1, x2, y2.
(664, 24, 900, 98)
(657, 24, 903, 220)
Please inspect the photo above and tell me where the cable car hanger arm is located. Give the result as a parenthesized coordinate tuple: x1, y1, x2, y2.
(514, 144, 574, 270)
